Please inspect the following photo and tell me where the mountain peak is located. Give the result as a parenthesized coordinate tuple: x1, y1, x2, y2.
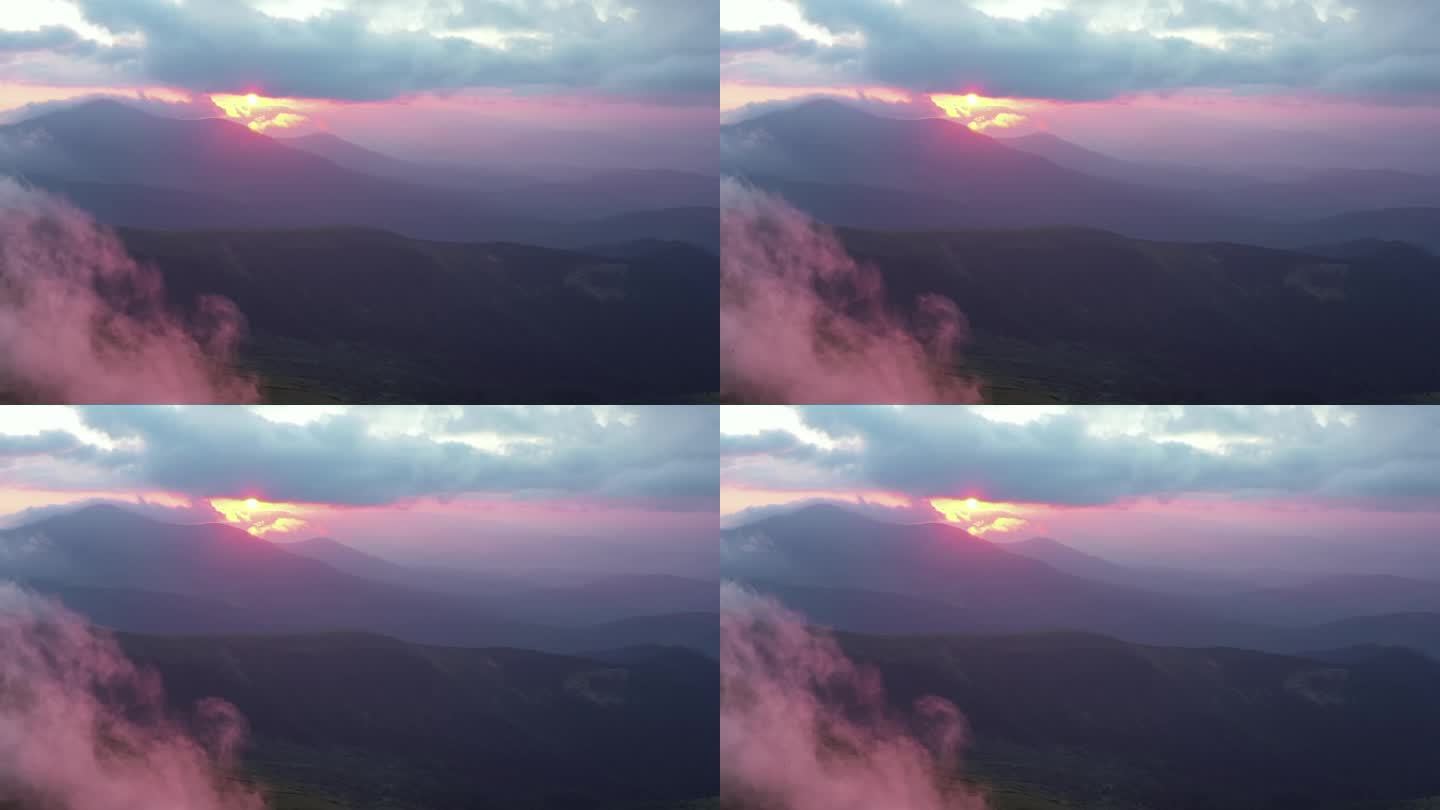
(35, 97, 157, 124)
(37, 502, 158, 527)
(746, 97, 888, 128)
(287, 536, 351, 551)
(1010, 535, 1085, 554)
(757, 501, 880, 527)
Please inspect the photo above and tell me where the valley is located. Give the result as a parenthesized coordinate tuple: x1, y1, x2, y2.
(719, 100, 1440, 403)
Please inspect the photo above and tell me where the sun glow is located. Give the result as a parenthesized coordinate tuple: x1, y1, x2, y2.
(930, 496, 1030, 536)
(211, 497, 309, 537)
(210, 92, 311, 133)
(930, 92, 1030, 132)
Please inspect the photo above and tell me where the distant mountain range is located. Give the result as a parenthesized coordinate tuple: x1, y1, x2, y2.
(0, 100, 719, 404)
(1001, 130, 1440, 217)
(723, 502, 1440, 808)
(723, 99, 1440, 253)
(724, 504, 1440, 658)
(1, 100, 718, 250)
(0, 505, 718, 656)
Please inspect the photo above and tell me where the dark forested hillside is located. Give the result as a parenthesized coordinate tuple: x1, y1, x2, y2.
(119, 631, 719, 810)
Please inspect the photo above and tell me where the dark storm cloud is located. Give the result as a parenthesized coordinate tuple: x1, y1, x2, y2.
(45, 0, 715, 102)
(733, 406, 1440, 508)
(720, 429, 828, 461)
(721, 25, 817, 54)
(68, 405, 717, 509)
(0, 431, 101, 462)
(0, 26, 88, 54)
(730, 0, 1440, 101)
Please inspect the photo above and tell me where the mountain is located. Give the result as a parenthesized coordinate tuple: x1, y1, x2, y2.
(1001, 536, 1137, 583)
(279, 131, 532, 191)
(1003, 537, 1265, 595)
(0, 100, 530, 240)
(1002, 133, 1440, 218)
(283, 539, 715, 628)
(0, 505, 717, 655)
(1000, 131, 1252, 192)
(551, 205, 719, 253)
(116, 226, 717, 403)
(1228, 170, 1440, 220)
(839, 629, 1440, 809)
(1, 100, 713, 248)
(722, 504, 1252, 646)
(725, 505, 1440, 660)
(118, 631, 718, 807)
(5, 175, 264, 230)
(0, 504, 369, 602)
(729, 578, 990, 636)
(581, 611, 719, 658)
(279, 537, 536, 597)
(283, 131, 717, 220)
(5, 578, 264, 635)
(1284, 206, 1440, 254)
(1267, 612, 1440, 659)
(481, 171, 717, 221)
(499, 575, 718, 625)
(826, 224, 1440, 403)
(721, 100, 1253, 242)
(281, 536, 412, 581)
(1206, 574, 1440, 625)
(724, 99, 1069, 192)
(725, 100, 1440, 250)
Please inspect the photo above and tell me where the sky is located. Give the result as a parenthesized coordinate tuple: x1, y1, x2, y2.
(0, 405, 718, 577)
(721, 0, 1440, 171)
(0, 0, 717, 170)
(721, 405, 1440, 575)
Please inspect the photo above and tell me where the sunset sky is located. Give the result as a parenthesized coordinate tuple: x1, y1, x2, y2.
(721, 405, 1440, 574)
(0, 0, 717, 169)
(0, 405, 718, 576)
(721, 0, 1440, 170)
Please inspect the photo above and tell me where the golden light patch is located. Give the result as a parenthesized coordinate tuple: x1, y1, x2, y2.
(210, 497, 309, 537)
(966, 112, 1028, 132)
(930, 93, 1030, 132)
(210, 93, 311, 133)
(930, 496, 1030, 536)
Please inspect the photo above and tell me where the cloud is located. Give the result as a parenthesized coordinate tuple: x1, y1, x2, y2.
(50, 405, 718, 509)
(724, 0, 1440, 102)
(0, 179, 257, 404)
(722, 405, 1440, 509)
(30, 0, 718, 103)
(0, 25, 91, 54)
(720, 179, 981, 403)
(721, 583, 986, 810)
(0, 583, 263, 810)
(0, 431, 101, 462)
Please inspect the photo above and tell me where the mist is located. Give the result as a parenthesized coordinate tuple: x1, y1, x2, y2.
(720, 583, 985, 810)
(0, 179, 257, 403)
(0, 582, 264, 810)
(720, 179, 980, 403)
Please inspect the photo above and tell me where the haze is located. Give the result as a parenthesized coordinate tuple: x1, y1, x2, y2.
(1, 0, 717, 171)
(722, 0, 1440, 173)
(0, 405, 718, 577)
(722, 405, 1440, 577)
